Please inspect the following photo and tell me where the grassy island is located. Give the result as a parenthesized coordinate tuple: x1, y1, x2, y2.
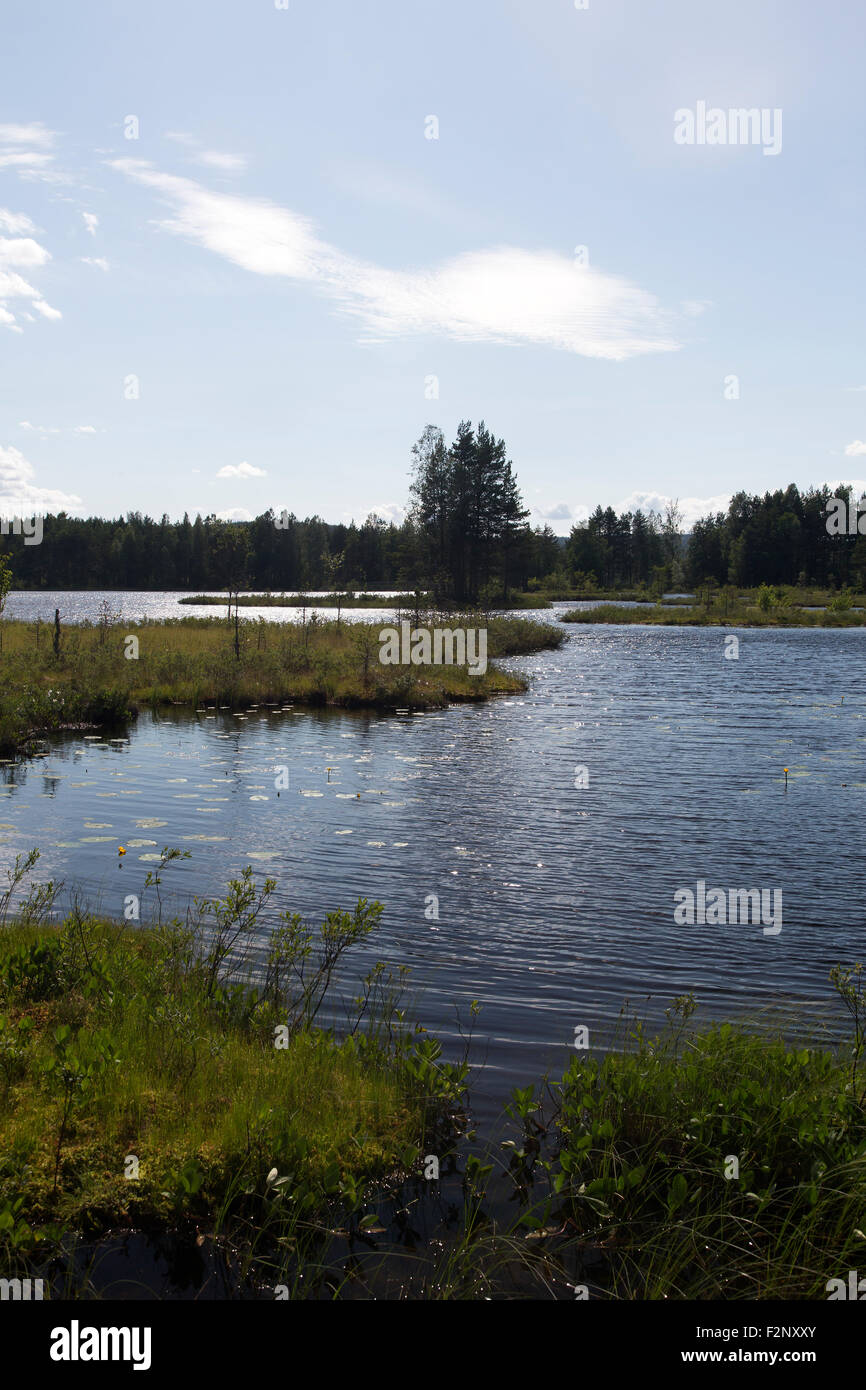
(179, 591, 422, 609)
(562, 584, 866, 628)
(179, 590, 555, 611)
(0, 613, 564, 756)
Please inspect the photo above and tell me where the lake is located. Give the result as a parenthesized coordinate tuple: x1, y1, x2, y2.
(2, 593, 864, 1130)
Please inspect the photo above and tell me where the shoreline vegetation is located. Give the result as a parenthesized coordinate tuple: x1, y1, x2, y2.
(0, 852, 471, 1296)
(1, 851, 863, 1298)
(177, 589, 557, 610)
(0, 613, 564, 757)
(562, 583, 866, 627)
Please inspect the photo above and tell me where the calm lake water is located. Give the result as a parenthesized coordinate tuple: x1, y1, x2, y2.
(2, 593, 864, 1128)
(4, 589, 413, 625)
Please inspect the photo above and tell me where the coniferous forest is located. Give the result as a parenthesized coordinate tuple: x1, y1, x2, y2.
(2, 422, 865, 599)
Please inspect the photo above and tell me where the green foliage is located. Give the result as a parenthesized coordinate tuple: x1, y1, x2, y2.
(529, 992, 866, 1298)
(264, 898, 383, 1035)
(409, 421, 530, 603)
(0, 852, 458, 1281)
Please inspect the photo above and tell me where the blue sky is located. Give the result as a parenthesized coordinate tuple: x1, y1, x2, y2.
(1, 0, 864, 532)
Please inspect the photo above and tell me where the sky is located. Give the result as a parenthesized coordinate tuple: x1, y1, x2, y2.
(1, 0, 865, 534)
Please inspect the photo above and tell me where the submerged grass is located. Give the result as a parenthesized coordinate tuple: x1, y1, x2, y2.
(0, 613, 564, 754)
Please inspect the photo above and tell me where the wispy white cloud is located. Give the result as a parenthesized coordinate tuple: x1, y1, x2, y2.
(216, 507, 253, 521)
(81, 256, 109, 271)
(844, 440, 866, 457)
(681, 299, 712, 317)
(0, 152, 53, 169)
(0, 125, 65, 187)
(0, 209, 61, 329)
(198, 151, 247, 173)
(0, 275, 62, 329)
(82, 211, 99, 235)
(216, 461, 267, 478)
(19, 422, 98, 435)
(0, 269, 41, 298)
(31, 299, 62, 320)
(0, 124, 55, 148)
(163, 133, 246, 174)
(0, 208, 36, 234)
(0, 124, 57, 186)
(110, 161, 681, 361)
(0, 443, 82, 513)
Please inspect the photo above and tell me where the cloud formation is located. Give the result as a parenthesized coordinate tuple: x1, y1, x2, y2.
(216, 461, 267, 478)
(0, 206, 62, 329)
(536, 501, 572, 520)
(0, 124, 54, 147)
(198, 151, 247, 173)
(0, 444, 82, 513)
(0, 124, 57, 181)
(110, 161, 680, 361)
(19, 422, 97, 435)
(844, 440, 866, 457)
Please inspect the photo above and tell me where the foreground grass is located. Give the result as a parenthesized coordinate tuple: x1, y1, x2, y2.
(0, 866, 465, 1278)
(2, 854, 862, 1298)
(499, 986, 866, 1299)
(0, 613, 564, 754)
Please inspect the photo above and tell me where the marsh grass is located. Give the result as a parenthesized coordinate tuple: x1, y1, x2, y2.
(0, 613, 564, 754)
(497, 993, 866, 1299)
(0, 854, 470, 1286)
(562, 584, 866, 628)
(179, 592, 422, 609)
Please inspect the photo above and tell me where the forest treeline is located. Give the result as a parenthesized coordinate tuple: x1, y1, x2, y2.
(1, 419, 864, 596)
